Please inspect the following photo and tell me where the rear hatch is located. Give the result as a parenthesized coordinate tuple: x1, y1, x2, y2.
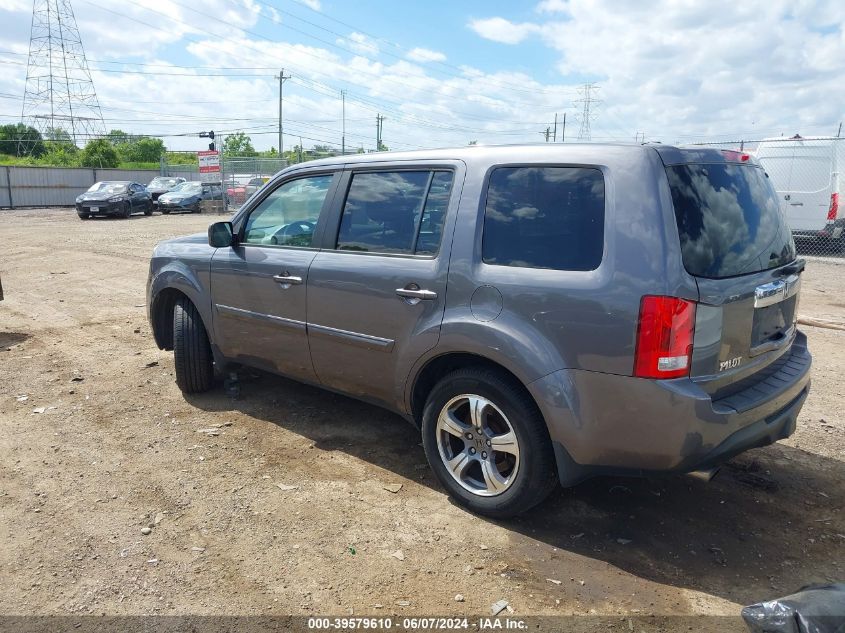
(754, 138, 834, 233)
(657, 147, 802, 398)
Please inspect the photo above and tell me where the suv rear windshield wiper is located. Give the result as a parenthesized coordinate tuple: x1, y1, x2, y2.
(775, 258, 806, 276)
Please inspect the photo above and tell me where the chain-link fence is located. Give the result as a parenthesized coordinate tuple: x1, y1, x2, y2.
(161, 156, 288, 214)
(693, 136, 843, 259)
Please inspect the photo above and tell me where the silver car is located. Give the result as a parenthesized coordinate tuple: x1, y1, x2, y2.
(147, 144, 811, 517)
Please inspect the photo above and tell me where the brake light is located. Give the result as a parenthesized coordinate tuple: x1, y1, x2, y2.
(721, 150, 751, 163)
(634, 296, 697, 379)
(828, 193, 839, 221)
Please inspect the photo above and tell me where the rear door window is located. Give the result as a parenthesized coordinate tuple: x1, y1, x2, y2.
(482, 166, 605, 271)
(337, 170, 453, 255)
(666, 163, 796, 278)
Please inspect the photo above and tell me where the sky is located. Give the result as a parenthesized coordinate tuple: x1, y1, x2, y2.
(0, 0, 843, 153)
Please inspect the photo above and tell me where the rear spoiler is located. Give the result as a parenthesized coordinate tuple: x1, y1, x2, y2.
(653, 146, 760, 167)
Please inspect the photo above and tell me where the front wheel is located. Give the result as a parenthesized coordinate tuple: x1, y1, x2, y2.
(173, 297, 213, 393)
(122, 202, 131, 219)
(78, 213, 90, 220)
(144, 201, 153, 216)
(161, 208, 170, 215)
(421, 367, 558, 518)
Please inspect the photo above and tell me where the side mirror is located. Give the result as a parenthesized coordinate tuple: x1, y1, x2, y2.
(208, 221, 234, 248)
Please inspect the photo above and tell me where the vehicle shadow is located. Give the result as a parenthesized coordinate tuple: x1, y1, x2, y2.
(0, 331, 30, 348)
(186, 369, 845, 607)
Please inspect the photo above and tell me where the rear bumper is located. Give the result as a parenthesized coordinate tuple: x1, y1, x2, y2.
(793, 219, 845, 240)
(528, 332, 812, 486)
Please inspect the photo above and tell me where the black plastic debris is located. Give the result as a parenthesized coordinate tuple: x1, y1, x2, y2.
(742, 583, 845, 633)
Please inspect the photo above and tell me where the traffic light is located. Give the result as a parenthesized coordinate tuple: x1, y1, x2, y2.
(199, 131, 216, 152)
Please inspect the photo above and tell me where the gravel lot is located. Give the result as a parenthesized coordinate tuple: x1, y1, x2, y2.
(0, 208, 843, 625)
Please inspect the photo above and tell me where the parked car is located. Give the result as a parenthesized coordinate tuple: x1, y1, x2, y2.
(147, 144, 811, 517)
(753, 135, 844, 251)
(146, 176, 186, 207)
(226, 176, 268, 205)
(76, 181, 152, 219)
(158, 181, 223, 214)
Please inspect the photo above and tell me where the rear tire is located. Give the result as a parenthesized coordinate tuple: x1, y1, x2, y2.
(421, 367, 558, 518)
(173, 297, 213, 393)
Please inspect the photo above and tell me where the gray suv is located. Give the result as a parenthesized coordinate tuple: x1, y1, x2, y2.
(147, 144, 812, 517)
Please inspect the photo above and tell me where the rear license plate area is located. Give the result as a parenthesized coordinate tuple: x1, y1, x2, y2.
(752, 295, 796, 347)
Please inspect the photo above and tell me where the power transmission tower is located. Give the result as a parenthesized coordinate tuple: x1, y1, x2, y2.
(20, 0, 105, 148)
(574, 82, 600, 141)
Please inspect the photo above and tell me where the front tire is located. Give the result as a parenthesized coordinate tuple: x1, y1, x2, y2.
(144, 201, 153, 216)
(161, 208, 170, 215)
(122, 202, 131, 219)
(421, 367, 557, 518)
(173, 298, 213, 393)
(78, 213, 89, 220)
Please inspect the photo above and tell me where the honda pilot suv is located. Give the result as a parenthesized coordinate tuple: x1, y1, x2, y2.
(147, 144, 811, 517)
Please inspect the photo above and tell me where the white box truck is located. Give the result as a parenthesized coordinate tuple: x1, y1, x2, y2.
(754, 135, 842, 252)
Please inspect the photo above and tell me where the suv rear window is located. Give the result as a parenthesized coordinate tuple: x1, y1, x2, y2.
(482, 166, 604, 271)
(666, 163, 796, 279)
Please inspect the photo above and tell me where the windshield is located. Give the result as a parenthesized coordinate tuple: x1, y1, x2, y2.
(149, 177, 179, 188)
(87, 182, 127, 194)
(667, 163, 796, 279)
(173, 182, 201, 193)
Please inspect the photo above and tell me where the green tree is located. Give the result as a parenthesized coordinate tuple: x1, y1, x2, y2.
(0, 123, 46, 157)
(105, 129, 133, 145)
(222, 132, 256, 157)
(118, 137, 165, 163)
(80, 139, 120, 168)
(40, 144, 80, 167)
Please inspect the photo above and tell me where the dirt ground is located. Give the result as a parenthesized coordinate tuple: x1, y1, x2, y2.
(0, 208, 843, 626)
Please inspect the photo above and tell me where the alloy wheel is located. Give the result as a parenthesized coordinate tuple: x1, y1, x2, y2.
(435, 394, 520, 497)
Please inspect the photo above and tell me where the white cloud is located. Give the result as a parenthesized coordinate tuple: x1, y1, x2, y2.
(470, 0, 845, 140)
(407, 47, 446, 63)
(0, 0, 28, 11)
(2, 0, 843, 156)
(335, 31, 379, 57)
(298, 0, 321, 10)
(535, 0, 568, 12)
(467, 17, 541, 45)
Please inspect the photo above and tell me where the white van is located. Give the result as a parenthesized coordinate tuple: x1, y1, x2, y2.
(753, 136, 842, 251)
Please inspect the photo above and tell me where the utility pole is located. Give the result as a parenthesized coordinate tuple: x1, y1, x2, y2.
(376, 114, 384, 151)
(544, 127, 551, 142)
(561, 112, 566, 142)
(298, 136, 303, 163)
(341, 90, 346, 156)
(837, 122, 842, 138)
(553, 113, 557, 142)
(575, 82, 601, 141)
(276, 68, 291, 156)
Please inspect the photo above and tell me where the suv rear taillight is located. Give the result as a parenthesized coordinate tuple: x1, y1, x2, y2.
(634, 296, 696, 379)
(828, 193, 839, 221)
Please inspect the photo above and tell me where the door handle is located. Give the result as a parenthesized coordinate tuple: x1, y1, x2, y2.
(396, 285, 437, 301)
(273, 273, 303, 285)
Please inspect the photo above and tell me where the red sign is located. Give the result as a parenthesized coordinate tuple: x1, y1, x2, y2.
(197, 150, 220, 174)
